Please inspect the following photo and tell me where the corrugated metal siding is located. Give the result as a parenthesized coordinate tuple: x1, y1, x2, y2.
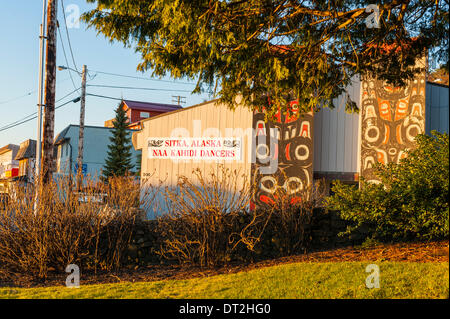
(135, 101, 254, 217)
(313, 79, 361, 174)
(425, 82, 449, 134)
(314, 81, 448, 177)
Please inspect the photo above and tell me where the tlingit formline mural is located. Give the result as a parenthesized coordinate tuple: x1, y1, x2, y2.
(360, 59, 426, 182)
(251, 101, 314, 209)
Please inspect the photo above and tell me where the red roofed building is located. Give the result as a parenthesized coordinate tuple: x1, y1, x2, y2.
(104, 100, 183, 130)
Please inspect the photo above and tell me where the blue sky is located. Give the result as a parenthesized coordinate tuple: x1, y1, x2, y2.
(0, 1, 211, 147)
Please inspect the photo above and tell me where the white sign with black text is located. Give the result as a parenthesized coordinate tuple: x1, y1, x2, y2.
(147, 137, 242, 161)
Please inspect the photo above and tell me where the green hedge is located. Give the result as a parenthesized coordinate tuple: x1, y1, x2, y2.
(327, 131, 449, 242)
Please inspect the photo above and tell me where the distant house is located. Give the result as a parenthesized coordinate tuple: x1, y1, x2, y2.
(104, 100, 182, 130)
(54, 124, 141, 180)
(0, 144, 19, 179)
(14, 139, 37, 185)
(0, 144, 19, 194)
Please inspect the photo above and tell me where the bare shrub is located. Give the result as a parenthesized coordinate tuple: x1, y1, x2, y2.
(0, 172, 149, 280)
(254, 179, 327, 258)
(157, 166, 267, 267)
(156, 167, 326, 267)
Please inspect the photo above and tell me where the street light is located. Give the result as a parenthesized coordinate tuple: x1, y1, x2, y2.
(58, 65, 82, 75)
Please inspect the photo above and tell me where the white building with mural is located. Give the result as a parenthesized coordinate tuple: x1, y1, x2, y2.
(133, 76, 448, 218)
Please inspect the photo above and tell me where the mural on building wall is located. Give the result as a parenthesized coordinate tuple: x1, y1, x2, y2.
(360, 67, 426, 182)
(251, 101, 314, 209)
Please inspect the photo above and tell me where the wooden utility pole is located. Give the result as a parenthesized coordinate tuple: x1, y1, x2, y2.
(76, 65, 87, 190)
(41, 0, 58, 184)
(34, 0, 47, 215)
(35, 0, 46, 181)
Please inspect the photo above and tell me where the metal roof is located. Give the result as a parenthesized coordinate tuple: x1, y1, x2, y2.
(53, 125, 71, 145)
(138, 99, 219, 125)
(15, 139, 36, 160)
(0, 144, 19, 156)
(54, 124, 139, 145)
(123, 100, 182, 113)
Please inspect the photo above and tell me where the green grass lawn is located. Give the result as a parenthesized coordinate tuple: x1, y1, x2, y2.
(0, 262, 448, 299)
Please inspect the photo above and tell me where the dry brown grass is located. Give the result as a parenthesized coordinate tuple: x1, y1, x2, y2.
(0, 172, 152, 280)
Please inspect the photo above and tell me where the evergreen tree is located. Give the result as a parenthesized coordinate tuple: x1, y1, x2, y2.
(83, 1, 448, 118)
(135, 152, 142, 177)
(102, 102, 134, 179)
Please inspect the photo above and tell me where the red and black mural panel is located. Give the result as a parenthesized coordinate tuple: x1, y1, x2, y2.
(251, 101, 314, 209)
(360, 68, 426, 182)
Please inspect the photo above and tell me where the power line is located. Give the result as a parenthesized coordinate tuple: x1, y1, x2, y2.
(0, 115, 40, 133)
(58, 21, 79, 93)
(0, 97, 80, 133)
(86, 84, 193, 92)
(88, 69, 196, 85)
(1, 75, 94, 132)
(0, 87, 81, 132)
(1, 69, 195, 105)
(1, 86, 191, 132)
(85, 93, 123, 101)
(0, 92, 34, 105)
(0, 89, 80, 131)
(0, 77, 72, 105)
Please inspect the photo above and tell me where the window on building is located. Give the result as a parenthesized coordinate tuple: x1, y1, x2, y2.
(140, 111, 150, 119)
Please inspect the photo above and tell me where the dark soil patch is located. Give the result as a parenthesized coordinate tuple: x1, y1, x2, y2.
(1, 240, 448, 289)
